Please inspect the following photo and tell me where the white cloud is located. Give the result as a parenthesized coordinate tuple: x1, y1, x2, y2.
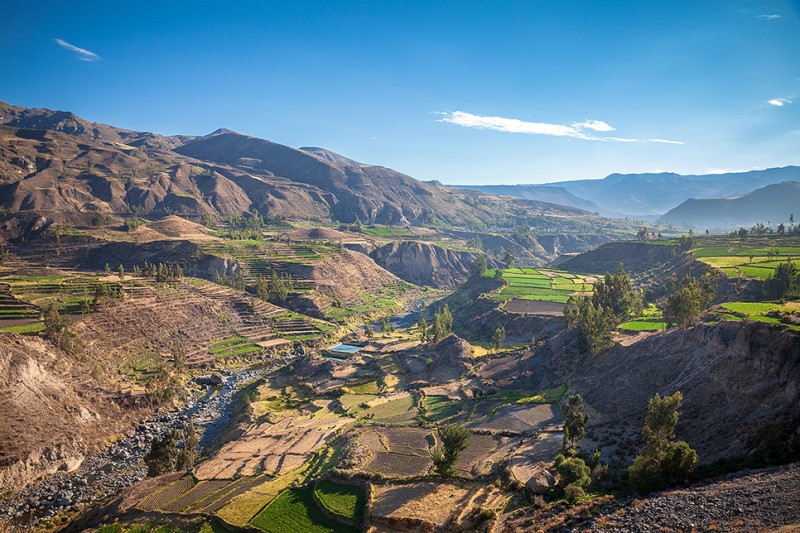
(758, 14, 781, 21)
(768, 98, 791, 107)
(571, 119, 615, 132)
(436, 111, 683, 144)
(648, 138, 685, 145)
(54, 38, 100, 62)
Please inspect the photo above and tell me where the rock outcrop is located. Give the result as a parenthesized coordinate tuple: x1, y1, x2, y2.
(370, 240, 489, 288)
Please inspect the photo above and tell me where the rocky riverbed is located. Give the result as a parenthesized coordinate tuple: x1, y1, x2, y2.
(0, 366, 267, 528)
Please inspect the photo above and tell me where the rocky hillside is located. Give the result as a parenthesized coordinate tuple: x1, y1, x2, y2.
(369, 240, 491, 288)
(0, 333, 140, 493)
(572, 321, 800, 464)
(0, 100, 614, 233)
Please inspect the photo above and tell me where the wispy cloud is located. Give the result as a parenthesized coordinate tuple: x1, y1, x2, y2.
(768, 98, 792, 107)
(54, 38, 100, 62)
(436, 111, 683, 144)
(758, 14, 781, 21)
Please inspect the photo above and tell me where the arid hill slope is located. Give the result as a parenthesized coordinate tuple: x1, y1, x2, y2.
(0, 100, 613, 232)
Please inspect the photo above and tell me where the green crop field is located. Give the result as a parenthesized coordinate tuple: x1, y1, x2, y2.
(209, 336, 262, 358)
(484, 268, 594, 303)
(250, 487, 357, 533)
(692, 237, 800, 280)
(715, 301, 800, 330)
(314, 480, 365, 523)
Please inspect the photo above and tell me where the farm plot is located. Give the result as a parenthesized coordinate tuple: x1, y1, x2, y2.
(466, 402, 560, 433)
(359, 393, 418, 424)
(421, 396, 465, 424)
(693, 239, 800, 281)
(359, 427, 433, 477)
(158, 479, 231, 512)
(190, 475, 268, 513)
(370, 482, 471, 528)
(453, 434, 504, 477)
(484, 268, 594, 306)
(194, 415, 353, 480)
(314, 480, 366, 524)
(618, 304, 666, 332)
(715, 301, 800, 330)
(250, 487, 358, 533)
(137, 475, 195, 511)
(208, 336, 262, 359)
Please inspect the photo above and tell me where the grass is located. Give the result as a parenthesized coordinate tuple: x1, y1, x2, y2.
(208, 336, 262, 358)
(693, 237, 800, 280)
(0, 321, 44, 334)
(716, 301, 800, 331)
(618, 318, 667, 331)
(313, 480, 366, 523)
(484, 267, 594, 303)
(250, 487, 357, 533)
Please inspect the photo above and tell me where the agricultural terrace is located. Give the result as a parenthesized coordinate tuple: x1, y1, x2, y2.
(250, 486, 358, 533)
(483, 267, 595, 313)
(692, 237, 800, 280)
(199, 240, 328, 290)
(714, 301, 800, 331)
(618, 304, 667, 332)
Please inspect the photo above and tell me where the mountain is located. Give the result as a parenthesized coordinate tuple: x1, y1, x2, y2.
(0, 101, 599, 231)
(454, 184, 602, 213)
(657, 181, 800, 230)
(546, 167, 800, 217)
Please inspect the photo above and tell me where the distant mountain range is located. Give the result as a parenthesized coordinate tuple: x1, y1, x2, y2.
(461, 167, 800, 219)
(657, 181, 800, 230)
(454, 184, 603, 214)
(0, 101, 597, 232)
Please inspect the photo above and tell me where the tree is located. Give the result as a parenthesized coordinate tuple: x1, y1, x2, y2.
(431, 305, 453, 343)
(637, 226, 649, 241)
(564, 296, 614, 354)
(663, 275, 715, 328)
(417, 317, 428, 343)
(553, 453, 592, 503)
(255, 275, 269, 301)
(564, 394, 589, 451)
(501, 248, 515, 269)
(268, 272, 290, 303)
(470, 254, 487, 278)
(778, 223, 786, 235)
(176, 422, 199, 470)
(432, 424, 471, 475)
(380, 316, 394, 335)
(592, 263, 642, 326)
(145, 431, 179, 476)
(364, 324, 374, 339)
(492, 327, 505, 351)
(628, 391, 697, 493)
(43, 301, 77, 353)
(104, 263, 111, 275)
(764, 261, 798, 300)
(494, 268, 504, 281)
(118, 264, 125, 279)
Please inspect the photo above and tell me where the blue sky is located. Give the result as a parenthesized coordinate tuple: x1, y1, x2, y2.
(1, 0, 798, 184)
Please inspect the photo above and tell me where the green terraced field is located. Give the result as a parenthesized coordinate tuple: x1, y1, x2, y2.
(715, 301, 800, 330)
(250, 487, 357, 533)
(484, 268, 595, 303)
(314, 480, 365, 523)
(693, 237, 800, 281)
(209, 336, 262, 358)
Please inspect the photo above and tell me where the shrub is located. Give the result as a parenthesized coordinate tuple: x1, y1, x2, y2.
(563, 483, 586, 503)
(628, 391, 697, 493)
